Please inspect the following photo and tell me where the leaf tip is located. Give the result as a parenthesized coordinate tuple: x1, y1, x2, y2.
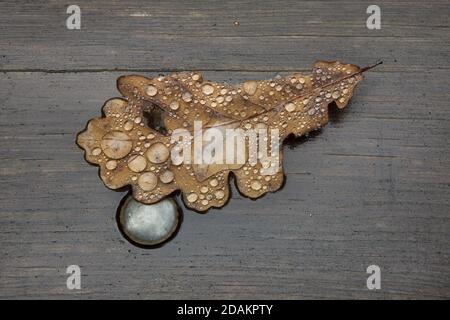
(360, 60, 383, 73)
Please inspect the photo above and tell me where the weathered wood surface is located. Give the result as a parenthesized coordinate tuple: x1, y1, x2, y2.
(0, 0, 449, 299)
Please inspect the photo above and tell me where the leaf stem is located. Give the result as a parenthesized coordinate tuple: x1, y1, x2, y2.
(359, 60, 383, 73)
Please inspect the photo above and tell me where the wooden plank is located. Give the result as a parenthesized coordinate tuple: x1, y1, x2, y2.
(0, 0, 449, 71)
(0, 0, 449, 300)
(0, 70, 449, 299)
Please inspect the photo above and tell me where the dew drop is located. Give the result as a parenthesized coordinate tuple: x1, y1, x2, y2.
(332, 91, 340, 99)
(138, 172, 158, 191)
(106, 160, 117, 170)
(146, 142, 170, 164)
(202, 84, 215, 95)
(250, 180, 262, 191)
(100, 131, 133, 159)
(170, 101, 180, 110)
(284, 102, 296, 112)
(182, 92, 192, 102)
(145, 85, 158, 97)
(127, 155, 147, 173)
(187, 193, 198, 203)
(215, 190, 225, 200)
(118, 195, 180, 247)
(159, 170, 174, 184)
(92, 148, 102, 156)
(243, 81, 258, 96)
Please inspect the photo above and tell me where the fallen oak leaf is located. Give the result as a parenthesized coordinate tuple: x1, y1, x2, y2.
(77, 60, 380, 211)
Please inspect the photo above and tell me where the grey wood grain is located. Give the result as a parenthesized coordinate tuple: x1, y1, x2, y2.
(0, 0, 449, 71)
(0, 0, 449, 299)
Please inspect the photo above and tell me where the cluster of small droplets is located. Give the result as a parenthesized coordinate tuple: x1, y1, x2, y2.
(185, 172, 227, 209)
(79, 98, 177, 204)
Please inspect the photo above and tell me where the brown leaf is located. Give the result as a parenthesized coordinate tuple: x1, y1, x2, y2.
(77, 61, 378, 211)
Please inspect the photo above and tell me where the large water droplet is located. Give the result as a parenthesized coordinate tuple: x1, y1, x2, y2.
(118, 195, 181, 247)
